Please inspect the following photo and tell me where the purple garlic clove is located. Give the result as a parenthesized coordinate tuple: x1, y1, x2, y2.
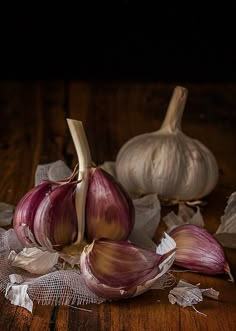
(169, 224, 234, 281)
(85, 168, 135, 242)
(33, 182, 78, 251)
(13, 181, 55, 247)
(80, 237, 175, 300)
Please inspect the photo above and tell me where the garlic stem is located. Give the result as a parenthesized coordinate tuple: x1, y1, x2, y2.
(67, 119, 92, 172)
(160, 86, 188, 132)
(67, 119, 92, 245)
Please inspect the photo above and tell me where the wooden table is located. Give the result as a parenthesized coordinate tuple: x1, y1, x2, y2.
(0, 81, 236, 330)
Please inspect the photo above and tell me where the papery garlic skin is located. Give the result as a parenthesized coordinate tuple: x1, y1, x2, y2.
(8, 247, 59, 274)
(216, 191, 236, 234)
(169, 224, 233, 279)
(116, 86, 219, 201)
(85, 168, 135, 242)
(80, 237, 175, 300)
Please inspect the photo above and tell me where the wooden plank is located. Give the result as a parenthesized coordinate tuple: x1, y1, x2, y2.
(0, 81, 42, 203)
(39, 80, 68, 164)
(68, 304, 99, 330)
(0, 81, 69, 330)
(30, 304, 55, 331)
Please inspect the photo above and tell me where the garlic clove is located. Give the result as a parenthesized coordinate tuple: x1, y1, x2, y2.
(169, 224, 234, 281)
(80, 236, 175, 300)
(116, 86, 219, 202)
(33, 182, 78, 251)
(85, 168, 135, 242)
(13, 181, 54, 247)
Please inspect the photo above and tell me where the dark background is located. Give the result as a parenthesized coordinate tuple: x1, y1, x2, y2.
(0, 2, 235, 82)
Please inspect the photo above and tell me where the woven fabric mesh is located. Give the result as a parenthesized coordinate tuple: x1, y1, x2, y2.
(0, 229, 174, 306)
(0, 229, 104, 305)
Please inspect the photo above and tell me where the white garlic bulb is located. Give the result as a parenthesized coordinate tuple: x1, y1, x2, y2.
(116, 86, 219, 202)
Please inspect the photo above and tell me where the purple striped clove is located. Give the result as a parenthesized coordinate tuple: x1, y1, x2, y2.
(80, 235, 176, 300)
(85, 168, 134, 242)
(169, 224, 234, 281)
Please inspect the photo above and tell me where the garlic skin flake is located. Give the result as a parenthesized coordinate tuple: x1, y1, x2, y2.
(216, 191, 236, 234)
(80, 234, 175, 300)
(163, 204, 204, 233)
(8, 247, 59, 274)
(116, 86, 219, 202)
(168, 279, 219, 316)
(215, 192, 236, 248)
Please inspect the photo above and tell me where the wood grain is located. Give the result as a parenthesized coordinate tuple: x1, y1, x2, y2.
(0, 81, 236, 330)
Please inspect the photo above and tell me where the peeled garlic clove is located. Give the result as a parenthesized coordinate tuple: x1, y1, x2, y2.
(169, 224, 233, 280)
(33, 182, 78, 251)
(85, 168, 134, 241)
(80, 238, 175, 300)
(13, 181, 54, 247)
(116, 86, 219, 202)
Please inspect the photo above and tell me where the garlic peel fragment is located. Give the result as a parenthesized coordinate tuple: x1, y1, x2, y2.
(168, 279, 219, 316)
(163, 204, 204, 233)
(8, 247, 59, 274)
(129, 194, 160, 251)
(216, 191, 236, 235)
(35, 160, 72, 186)
(5, 274, 33, 312)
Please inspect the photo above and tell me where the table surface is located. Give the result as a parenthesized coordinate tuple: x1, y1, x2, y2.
(0, 81, 236, 331)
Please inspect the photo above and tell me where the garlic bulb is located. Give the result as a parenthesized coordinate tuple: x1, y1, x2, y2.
(116, 86, 219, 202)
(13, 119, 134, 254)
